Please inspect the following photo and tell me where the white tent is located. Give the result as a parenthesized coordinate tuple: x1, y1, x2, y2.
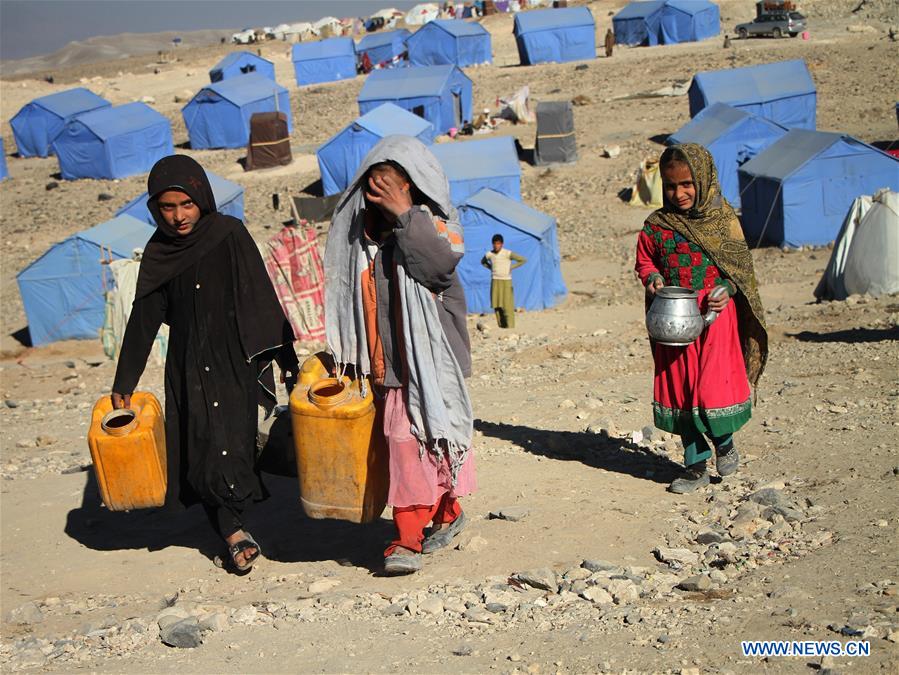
(313, 16, 341, 33)
(371, 7, 403, 20)
(815, 189, 899, 301)
(405, 3, 439, 25)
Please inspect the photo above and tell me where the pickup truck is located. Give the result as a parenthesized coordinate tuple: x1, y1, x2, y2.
(735, 12, 807, 38)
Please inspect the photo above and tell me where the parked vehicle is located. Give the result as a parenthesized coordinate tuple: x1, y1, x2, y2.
(735, 12, 807, 38)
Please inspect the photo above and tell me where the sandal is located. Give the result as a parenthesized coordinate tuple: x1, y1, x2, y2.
(214, 532, 261, 572)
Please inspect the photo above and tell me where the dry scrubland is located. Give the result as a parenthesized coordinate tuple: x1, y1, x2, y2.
(1, 0, 897, 672)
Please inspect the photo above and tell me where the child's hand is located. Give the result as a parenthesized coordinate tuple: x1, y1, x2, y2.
(646, 277, 664, 297)
(708, 288, 731, 313)
(365, 173, 412, 222)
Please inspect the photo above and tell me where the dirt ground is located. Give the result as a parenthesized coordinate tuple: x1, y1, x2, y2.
(1, 0, 897, 672)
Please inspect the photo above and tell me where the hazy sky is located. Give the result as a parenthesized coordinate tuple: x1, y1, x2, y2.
(0, 0, 420, 61)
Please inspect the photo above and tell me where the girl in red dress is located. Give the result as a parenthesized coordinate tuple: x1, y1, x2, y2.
(635, 144, 768, 493)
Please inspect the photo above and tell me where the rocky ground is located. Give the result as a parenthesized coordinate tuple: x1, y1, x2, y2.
(1, 0, 898, 672)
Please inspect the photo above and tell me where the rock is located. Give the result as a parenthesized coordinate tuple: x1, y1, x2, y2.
(657, 633, 669, 644)
(582, 559, 620, 573)
(199, 613, 229, 632)
(476, 321, 489, 333)
(563, 567, 592, 581)
(695, 527, 727, 544)
(444, 597, 467, 614)
(457, 535, 488, 552)
(36, 435, 56, 447)
(140, 95, 156, 104)
(764, 504, 803, 522)
(559, 398, 576, 408)
(160, 617, 201, 648)
(231, 605, 258, 624)
(382, 602, 407, 617)
(16, 438, 36, 448)
(515, 568, 558, 592)
(731, 516, 771, 539)
(453, 645, 473, 656)
(586, 419, 618, 438)
(653, 547, 699, 567)
(677, 575, 712, 592)
(97, 193, 114, 202)
(602, 145, 621, 159)
(608, 579, 640, 604)
(464, 606, 494, 624)
(419, 596, 444, 615)
(508, 652, 522, 662)
(308, 578, 341, 594)
(581, 587, 614, 604)
(5, 400, 19, 408)
(488, 506, 530, 522)
(485, 602, 507, 613)
(709, 570, 728, 584)
(45, 181, 59, 191)
(749, 488, 787, 507)
(8, 602, 43, 625)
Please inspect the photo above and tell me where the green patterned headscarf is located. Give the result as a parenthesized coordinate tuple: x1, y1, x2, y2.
(647, 143, 768, 387)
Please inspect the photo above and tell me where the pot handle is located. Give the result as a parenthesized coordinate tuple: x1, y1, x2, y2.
(702, 286, 728, 328)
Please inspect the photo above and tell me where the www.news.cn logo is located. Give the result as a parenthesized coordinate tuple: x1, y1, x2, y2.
(741, 640, 871, 657)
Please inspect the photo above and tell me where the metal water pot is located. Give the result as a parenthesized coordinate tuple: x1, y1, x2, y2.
(645, 286, 725, 346)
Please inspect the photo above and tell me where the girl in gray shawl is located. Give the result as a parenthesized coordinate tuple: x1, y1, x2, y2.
(324, 136, 476, 575)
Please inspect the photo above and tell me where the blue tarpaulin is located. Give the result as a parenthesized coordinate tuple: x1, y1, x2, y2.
(430, 136, 521, 205)
(406, 20, 492, 67)
(668, 103, 787, 209)
(182, 73, 291, 149)
(0, 139, 8, 181)
(738, 130, 899, 247)
(10, 88, 111, 158)
(457, 188, 567, 314)
(317, 103, 434, 196)
(17, 215, 156, 346)
(689, 59, 817, 129)
(116, 170, 245, 223)
(209, 51, 276, 82)
(513, 7, 596, 65)
(358, 64, 472, 135)
(51, 102, 174, 180)
(292, 37, 357, 86)
(613, 0, 719, 46)
(356, 29, 411, 68)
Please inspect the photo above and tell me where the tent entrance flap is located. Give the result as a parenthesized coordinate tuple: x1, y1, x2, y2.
(453, 91, 462, 128)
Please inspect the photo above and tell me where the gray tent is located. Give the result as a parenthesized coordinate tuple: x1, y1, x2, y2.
(535, 101, 577, 165)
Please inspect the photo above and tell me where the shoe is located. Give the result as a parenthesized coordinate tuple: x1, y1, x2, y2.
(421, 511, 467, 554)
(715, 443, 739, 477)
(668, 464, 710, 494)
(384, 550, 422, 575)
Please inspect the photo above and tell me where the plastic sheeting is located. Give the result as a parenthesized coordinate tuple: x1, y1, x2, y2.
(182, 73, 292, 149)
(813, 195, 873, 301)
(668, 102, 787, 209)
(358, 64, 472, 134)
(317, 103, 434, 196)
(17, 215, 156, 346)
(613, 0, 719, 46)
(101, 257, 168, 365)
(430, 136, 522, 205)
(406, 20, 493, 67)
(738, 130, 899, 247)
(535, 100, 577, 165)
(457, 188, 567, 313)
(356, 29, 411, 68)
(405, 3, 440, 25)
(291, 38, 357, 86)
(116, 170, 245, 223)
(513, 7, 596, 65)
(689, 59, 817, 130)
(263, 225, 326, 343)
(629, 159, 663, 208)
(51, 102, 174, 180)
(842, 190, 899, 298)
(10, 88, 110, 158)
(209, 52, 276, 82)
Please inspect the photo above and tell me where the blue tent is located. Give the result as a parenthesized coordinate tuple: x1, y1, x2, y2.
(51, 102, 174, 180)
(738, 130, 899, 247)
(358, 65, 472, 135)
(430, 136, 521, 205)
(406, 20, 492, 67)
(116, 170, 245, 223)
(668, 103, 787, 209)
(689, 59, 817, 130)
(10, 88, 111, 158)
(17, 215, 155, 346)
(209, 51, 276, 82)
(457, 188, 567, 314)
(182, 73, 292, 149)
(513, 7, 596, 65)
(317, 104, 434, 197)
(0, 139, 8, 181)
(291, 38, 357, 86)
(613, 0, 719, 46)
(356, 29, 410, 68)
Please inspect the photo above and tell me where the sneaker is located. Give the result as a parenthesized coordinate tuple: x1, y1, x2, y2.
(668, 463, 710, 494)
(715, 443, 739, 477)
(384, 549, 422, 575)
(421, 511, 467, 554)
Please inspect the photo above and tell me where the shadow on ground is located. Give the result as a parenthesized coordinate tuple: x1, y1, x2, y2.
(64, 471, 393, 574)
(788, 326, 899, 343)
(474, 418, 682, 485)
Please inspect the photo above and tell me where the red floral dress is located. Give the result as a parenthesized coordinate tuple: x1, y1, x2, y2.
(635, 222, 751, 436)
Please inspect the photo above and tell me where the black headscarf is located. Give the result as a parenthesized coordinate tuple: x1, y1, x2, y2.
(135, 155, 296, 404)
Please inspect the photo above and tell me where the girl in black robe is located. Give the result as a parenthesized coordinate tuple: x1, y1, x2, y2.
(112, 155, 297, 572)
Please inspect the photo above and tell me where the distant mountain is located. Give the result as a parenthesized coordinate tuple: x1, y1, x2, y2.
(0, 29, 232, 76)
